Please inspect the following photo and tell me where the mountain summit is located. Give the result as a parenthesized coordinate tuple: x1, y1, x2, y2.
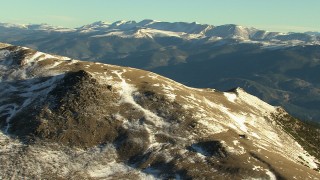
(0, 43, 319, 179)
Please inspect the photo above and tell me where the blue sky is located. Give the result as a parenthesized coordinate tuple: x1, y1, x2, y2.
(0, 0, 319, 32)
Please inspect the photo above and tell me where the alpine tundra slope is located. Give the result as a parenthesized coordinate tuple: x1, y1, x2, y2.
(0, 43, 319, 179)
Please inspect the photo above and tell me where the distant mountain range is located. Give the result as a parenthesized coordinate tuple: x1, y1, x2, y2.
(1, 20, 319, 43)
(0, 20, 319, 122)
(0, 43, 319, 179)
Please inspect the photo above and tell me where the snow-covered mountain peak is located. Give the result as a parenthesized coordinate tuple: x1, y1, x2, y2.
(77, 21, 112, 33)
(2, 20, 319, 45)
(108, 20, 139, 29)
(81, 20, 319, 44)
(87, 20, 111, 26)
(204, 24, 259, 39)
(112, 20, 135, 26)
(137, 19, 161, 26)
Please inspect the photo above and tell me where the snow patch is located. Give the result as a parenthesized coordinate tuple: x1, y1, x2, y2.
(265, 169, 277, 180)
(233, 140, 239, 146)
(165, 92, 176, 102)
(224, 92, 237, 103)
(88, 161, 155, 179)
(162, 84, 176, 101)
(91, 28, 202, 40)
(148, 73, 158, 80)
(186, 94, 197, 101)
(0, 74, 64, 134)
(236, 88, 276, 113)
(112, 70, 168, 128)
(297, 151, 319, 169)
(252, 165, 262, 171)
(220, 106, 247, 132)
(198, 119, 228, 134)
(251, 132, 261, 139)
(23, 52, 44, 64)
(226, 146, 246, 155)
(47, 60, 63, 69)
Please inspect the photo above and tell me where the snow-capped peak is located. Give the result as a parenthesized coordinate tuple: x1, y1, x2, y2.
(2, 20, 318, 45)
(137, 19, 161, 26)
